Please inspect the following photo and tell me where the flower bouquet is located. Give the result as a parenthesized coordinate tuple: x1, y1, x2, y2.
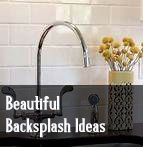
(99, 37, 143, 130)
(99, 37, 143, 71)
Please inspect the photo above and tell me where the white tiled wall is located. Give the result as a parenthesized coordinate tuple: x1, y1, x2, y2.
(0, 0, 143, 124)
(0, 0, 143, 85)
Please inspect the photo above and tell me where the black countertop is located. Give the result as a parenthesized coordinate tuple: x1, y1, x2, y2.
(0, 123, 143, 146)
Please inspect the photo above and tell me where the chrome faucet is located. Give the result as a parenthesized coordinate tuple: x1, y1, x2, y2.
(37, 21, 90, 97)
(1, 21, 90, 136)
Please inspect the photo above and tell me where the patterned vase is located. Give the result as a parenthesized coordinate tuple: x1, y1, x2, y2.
(108, 71, 134, 131)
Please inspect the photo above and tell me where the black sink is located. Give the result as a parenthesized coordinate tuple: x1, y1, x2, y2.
(0, 124, 143, 146)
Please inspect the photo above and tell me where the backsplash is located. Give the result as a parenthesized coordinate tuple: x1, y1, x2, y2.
(0, 0, 143, 127)
(0, 0, 143, 85)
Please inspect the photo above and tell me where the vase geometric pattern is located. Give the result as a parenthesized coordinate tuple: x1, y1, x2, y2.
(108, 84, 133, 130)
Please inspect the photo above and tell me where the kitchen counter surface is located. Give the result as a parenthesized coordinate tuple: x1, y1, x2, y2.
(0, 123, 143, 146)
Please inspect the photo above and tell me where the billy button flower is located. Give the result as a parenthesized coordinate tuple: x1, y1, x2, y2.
(108, 37, 114, 43)
(139, 52, 143, 58)
(123, 41, 129, 46)
(122, 49, 127, 54)
(126, 52, 131, 58)
(103, 50, 111, 58)
(141, 42, 143, 52)
(105, 44, 110, 50)
(130, 47, 139, 54)
(112, 50, 117, 54)
(128, 54, 134, 61)
(111, 54, 117, 62)
(123, 37, 129, 42)
(102, 37, 109, 44)
(123, 37, 135, 47)
(129, 41, 135, 47)
(99, 44, 106, 53)
(128, 38, 134, 43)
(113, 41, 121, 48)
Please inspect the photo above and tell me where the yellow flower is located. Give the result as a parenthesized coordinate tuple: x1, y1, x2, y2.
(139, 52, 143, 58)
(112, 50, 117, 54)
(123, 37, 134, 45)
(129, 41, 135, 47)
(111, 54, 117, 62)
(105, 57, 110, 61)
(130, 47, 139, 54)
(128, 38, 134, 43)
(123, 41, 128, 46)
(113, 41, 121, 48)
(99, 44, 106, 51)
(105, 44, 110, 49)
(108, 37, 114, 43)
(103, 50, 111, 58)
(99, 49, 103, 53)
(128, 54, 134, 61)
(116, 56, 122, 63)
(123, 37, 129, 42)
(102, 37, 109, 44)
(122, 49, 127, 54)
(126, 52, 130, 57)
(123, 61, 128, 67)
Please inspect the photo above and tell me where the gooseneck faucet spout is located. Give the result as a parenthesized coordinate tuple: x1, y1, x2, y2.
(37, 21, 90, 96)
(1, 22, 90, 137)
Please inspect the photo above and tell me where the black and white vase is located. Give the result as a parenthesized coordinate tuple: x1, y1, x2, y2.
(108, 71, 134, 131)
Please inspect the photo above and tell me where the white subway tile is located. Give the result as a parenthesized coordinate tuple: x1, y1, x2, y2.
(10, 67, 36, 85)
(0, 46, 31, 66)
(43, 26, 79, 45)
(0, 68, 10, 84)
(11, 0, 90, 3)
(124, 27, 143, 45)
(77, 25, 108, 45)
(31, 3, 70, 24)
(32, 46, 83, 66)
(96, 25, 143, 46)
(40, 66, 108, 85)
(110, 6, 143, 25)
(10, 24, 141, 46)
(71, 5, 109, 24)
(92, 0, 140, 6)
(11, 0, 56, 1)
(0, 25, 9, 45)
(37, 25, 107, 46)
(56, 0, 90, 3)
(11, 25, 114, 46)
(90, 47, 106, 66)
(9, 25, 43, 45)
(31, 46, 106, 66)
(96, 26, 133, 43)
(0, 2, 30, 23)
(78, 25, 106, 45)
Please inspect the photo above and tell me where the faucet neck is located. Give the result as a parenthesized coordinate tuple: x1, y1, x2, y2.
(37, 21, 90, 96)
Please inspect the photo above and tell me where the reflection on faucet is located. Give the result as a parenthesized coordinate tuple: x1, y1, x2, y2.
(37, 21, 90, 97)
(36, 21, 90, 123)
